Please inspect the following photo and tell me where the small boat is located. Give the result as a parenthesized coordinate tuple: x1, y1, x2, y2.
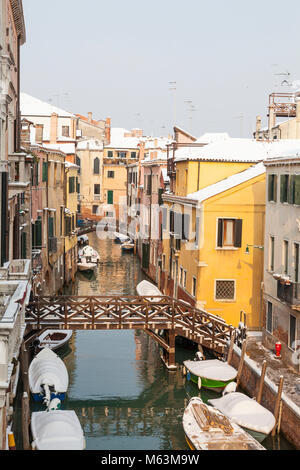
(183, 356, 237, 392)
(114, 232, 130, 244)
(28, 347, 69, 404)
(183, 396, 265, 450)
(31, 410, 85, 450)
(77, 261, 97, 272)
(78, 245, 100, 263)
(136, 280, 163, 302)
(77, 234, 89, 246)
(36, 329, 73, 351)
(121, 241, 134, 252)
(208, 384, 276, 443)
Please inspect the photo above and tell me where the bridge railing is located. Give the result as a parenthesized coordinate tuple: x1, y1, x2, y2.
(25, 295, 234, 352)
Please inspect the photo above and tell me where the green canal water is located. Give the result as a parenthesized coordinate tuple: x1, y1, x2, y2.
(14, 233, 294, 450)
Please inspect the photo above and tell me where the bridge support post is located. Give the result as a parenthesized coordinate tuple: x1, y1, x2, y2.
(161, 330, 177, 371)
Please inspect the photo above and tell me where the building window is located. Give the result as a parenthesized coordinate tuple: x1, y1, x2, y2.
(268, 174, 277, 202)
(94, 184, 100, 197)
(217, 218, 242, 248)
(106, 211, 114, 217)
(107, 150, 113, 158)
(180, 267, 183, 286)
(107, 171, 115, 178)
(192, 277, 197, 297)
(283, 240, 289, 275)
(69, 176, 75, 193)
(62, 126, 70, 137)
(117, 151, 127, 159)
(269, 236, 275, 271)
(77, 204, 81, 213)
(215, 280, 235, 301)
(289, 175, 300, 205)
(93, 157, 100, 174)
(280, 174, 289, 203)
(92, 205, 98, 215)
(76, 156, 81, 174)
(266, 301, 273, 333)
(289, 314, 296, 350)
(162, 254, 166, 271)
(131, 152, 137, 159)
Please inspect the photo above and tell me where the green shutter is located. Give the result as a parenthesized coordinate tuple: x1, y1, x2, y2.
(21, 232, 27, 259)
(295, 175, 300, 205)
(42, 162, 48, 182)
(234, 219, 243, 248)
(217, 219, 223, 247)
(48, 216, 54, 237)
(107, 190, 114, 204)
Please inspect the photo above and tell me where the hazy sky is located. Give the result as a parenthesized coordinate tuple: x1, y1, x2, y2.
(21, 0, 300, 138)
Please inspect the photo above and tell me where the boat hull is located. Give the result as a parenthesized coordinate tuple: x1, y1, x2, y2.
(244, 428, 268, 443)
(187, 370, 234, 392)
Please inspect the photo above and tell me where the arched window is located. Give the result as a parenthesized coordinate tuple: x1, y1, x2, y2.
(93, 157, 100, 174)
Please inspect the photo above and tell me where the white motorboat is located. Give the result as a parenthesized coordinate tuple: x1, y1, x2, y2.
(28, 347, 69, 404)
(114, 232, 130, 244)
(78, 245, 100, 263)
(31, 410, 85, 450)
(36, 329, 73, 351)
(208, 384, 276, 443)
(183, 396, 265, 450)
(77, 261, 97, 272)
(136, 280, 163, 302)
(183, 358, 237, 392)
(121, 240, 134, 252)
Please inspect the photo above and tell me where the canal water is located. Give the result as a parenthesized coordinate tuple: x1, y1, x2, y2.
(14, 232, 294, 450)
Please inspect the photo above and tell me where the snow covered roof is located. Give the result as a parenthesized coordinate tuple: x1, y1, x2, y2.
(45, 143, 76, 154)
(174, 138, 300, 163)
(21, 93, 75, 118)
(187, 162, 266, 203)
(196, 132, 230, 144)
(106, 128, 141, 149)
(77, 139, 104, 150)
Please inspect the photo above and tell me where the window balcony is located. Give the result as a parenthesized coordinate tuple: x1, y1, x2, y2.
(277, 279, 300, 307)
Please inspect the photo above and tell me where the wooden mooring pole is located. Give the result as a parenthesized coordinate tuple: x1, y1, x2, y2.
(272, 375, 284, 437)
(236, 339, 247, 389)
(22, 392, 30, 450)
(256, 359, 267, 403)
(227, 329, 235, 365)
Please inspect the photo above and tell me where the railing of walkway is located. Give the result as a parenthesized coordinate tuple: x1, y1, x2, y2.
(25, 295, 234, 353)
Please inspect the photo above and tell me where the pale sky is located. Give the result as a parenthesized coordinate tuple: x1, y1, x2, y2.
(21, 0, 300, 138)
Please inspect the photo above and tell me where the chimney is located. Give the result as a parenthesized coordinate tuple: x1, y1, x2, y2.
(255, 116, 261, 140)
(50, 113, 58, 144)
(88, 112, 93, 123)
(105, 117, 111, 145)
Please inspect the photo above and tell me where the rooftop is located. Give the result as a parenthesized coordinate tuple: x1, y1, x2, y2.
(20, 93, 75, 118)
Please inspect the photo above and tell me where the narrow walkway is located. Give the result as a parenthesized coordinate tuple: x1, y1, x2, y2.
(246, 333, 300, 408)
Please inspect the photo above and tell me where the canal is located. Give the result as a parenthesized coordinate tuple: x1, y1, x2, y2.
(14, 232, 294, 450)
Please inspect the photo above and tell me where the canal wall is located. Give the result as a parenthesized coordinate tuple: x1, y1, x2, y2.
(231, 344, 300, 449)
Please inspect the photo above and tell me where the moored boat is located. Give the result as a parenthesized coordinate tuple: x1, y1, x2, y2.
(121, 241, 134, 252)
(136, 280, 163, 302)
(78, 245, 100, 263)
(77, 234, 89, 246)
(77, 261, 97, 272)
(183, 396, 265, 450)
(183, 358, 237, 392)
(36, 329, 73, 351)
(114, 232, 130, 244)
(31, 410, 85, 450)
(28, 347, 69, 404)
(208, 385, 276, 443)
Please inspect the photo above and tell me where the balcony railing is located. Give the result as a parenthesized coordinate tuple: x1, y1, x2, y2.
(277, 280, 300, 306)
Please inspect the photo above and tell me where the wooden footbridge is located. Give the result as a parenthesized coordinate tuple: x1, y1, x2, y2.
(25, 295, 234, 368)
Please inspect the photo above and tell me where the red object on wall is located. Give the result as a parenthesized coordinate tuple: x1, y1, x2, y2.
(275, 342, 282, 357)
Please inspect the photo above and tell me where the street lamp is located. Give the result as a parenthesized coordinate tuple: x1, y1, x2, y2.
(245, 244, 264, 255)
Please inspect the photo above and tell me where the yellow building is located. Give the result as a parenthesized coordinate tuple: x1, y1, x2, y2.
(64, 161, 79, 283)
(162, 138, 267, 329)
